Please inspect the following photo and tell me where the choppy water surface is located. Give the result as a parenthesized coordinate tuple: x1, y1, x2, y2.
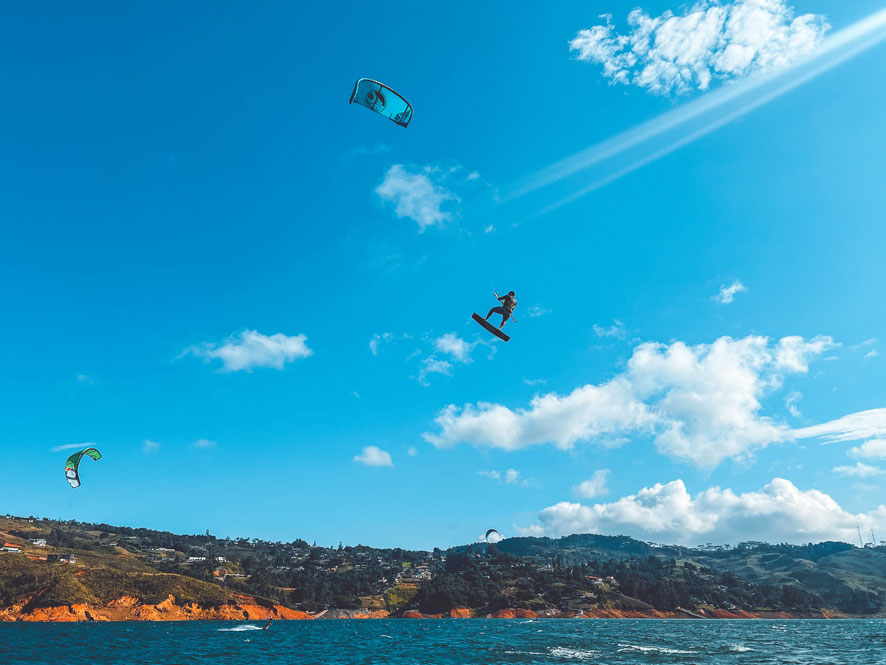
(2, 619, 885, 664)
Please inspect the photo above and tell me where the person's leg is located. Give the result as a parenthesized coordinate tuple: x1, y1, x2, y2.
(499, 312, 511, 329)
(486, 306, 504, 321)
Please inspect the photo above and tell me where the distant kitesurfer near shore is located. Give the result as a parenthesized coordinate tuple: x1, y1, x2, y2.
(263, 618, 272, 630)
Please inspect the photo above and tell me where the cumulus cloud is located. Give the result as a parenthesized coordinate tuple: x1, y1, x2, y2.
(714, 280, 747, 304)
(570, 1, 829, 96)
(353, 445, 393, 468)
(833, 462, 884, 478)
(849, 439, 886, 460)
(521, 477, 886, 546)
(593, 320, 626, 338)
(187, 330, 312, 372)
(426, 334, 837, 467)
(575, 469, 611, 498)
(375, 164, 458, 231)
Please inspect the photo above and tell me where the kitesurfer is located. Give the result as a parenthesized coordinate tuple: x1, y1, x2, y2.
(485, 291, 517, 330)
(263, 618, 273, 630)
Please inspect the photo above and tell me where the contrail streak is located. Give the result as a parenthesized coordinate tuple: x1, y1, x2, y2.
(510, 10, 886, 207)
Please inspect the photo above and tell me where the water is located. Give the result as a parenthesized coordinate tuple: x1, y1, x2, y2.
(1, 619, 885, 664)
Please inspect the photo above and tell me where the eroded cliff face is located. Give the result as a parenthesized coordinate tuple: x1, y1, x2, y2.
(0, 594, 313, 622)
(0, 596, 840, 622)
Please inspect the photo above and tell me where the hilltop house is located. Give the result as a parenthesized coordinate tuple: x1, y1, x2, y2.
(28, 538, 47, 547)
(47, 553, 76, 563)
(188, 556, 207, 562)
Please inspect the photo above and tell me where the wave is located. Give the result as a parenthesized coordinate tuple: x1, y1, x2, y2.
(727, 644, 753, 652)
(549, 646, 600, 660)
(218, 625, 263, 632)
(617, 643, 695, 655)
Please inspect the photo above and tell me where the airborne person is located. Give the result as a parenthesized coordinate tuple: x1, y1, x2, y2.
(486, 291, 517, 330)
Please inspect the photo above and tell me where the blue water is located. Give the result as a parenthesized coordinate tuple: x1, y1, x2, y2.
(2, 619, 885, 664)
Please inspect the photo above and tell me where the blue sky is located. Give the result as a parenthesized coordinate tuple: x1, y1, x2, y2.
(2, 0, 885, 550)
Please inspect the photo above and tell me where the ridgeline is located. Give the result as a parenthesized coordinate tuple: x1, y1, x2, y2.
(1, 515, 884, 621)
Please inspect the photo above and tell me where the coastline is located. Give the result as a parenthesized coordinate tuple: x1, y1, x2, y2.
(0, 595, 846, 622)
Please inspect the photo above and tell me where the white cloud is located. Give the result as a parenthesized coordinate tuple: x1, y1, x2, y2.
(483, 224, 495, 234)
(850, 338, 877, 351)
(570, 1, 829, 96)
(407, 446, 418, 456)
(866, 349, 879, 360)
(794, 409, 886, 444)
(521, 477, 886, 546)
(370, 333, 392, 356)
(785, 391, 802, 417)
(193, 438, 217, 449)
(434, 333, 474, 362)
(849, 439, 886, 460)
(479, 468, 535, 487)
(187, 330, 312, 372)
(528, 305, 552, 318)
(143, 440, 160, 453)
(714, 280, 747, 304)
(575, 469, 611, 498)
(523, 378, 548, 387)
(76, 374, 94, 385)
(375, 164, 457, 231)
(426, 334, 837, 468)
(353, 445, 393, 468)
(833, 462, 884, 478)
(593, 320, 626, 338)
(51, 442, 96, 453)
(418, 357, 453, 386)
(467, 171, 480, 181)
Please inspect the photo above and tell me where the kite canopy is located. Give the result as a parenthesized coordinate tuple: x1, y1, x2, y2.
(64, 447, 102, 489)
(485, 528, 502, 543)
(349, 78, 413, 127)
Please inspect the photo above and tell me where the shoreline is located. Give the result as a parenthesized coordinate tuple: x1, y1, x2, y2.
(0, 596, 851, 622)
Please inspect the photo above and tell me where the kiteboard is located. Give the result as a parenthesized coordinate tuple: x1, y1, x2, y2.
(472, 313, 510, 342)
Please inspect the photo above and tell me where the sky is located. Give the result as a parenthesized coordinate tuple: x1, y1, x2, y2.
(2, 0, 885, 551)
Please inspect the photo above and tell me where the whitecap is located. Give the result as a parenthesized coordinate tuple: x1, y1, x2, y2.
(618, 643, 695, 655)
(550, 646, 600, 660)
(218, 625, 263, 632)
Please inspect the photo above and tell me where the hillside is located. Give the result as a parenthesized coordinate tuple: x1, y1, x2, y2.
(1, 515, 884, 621)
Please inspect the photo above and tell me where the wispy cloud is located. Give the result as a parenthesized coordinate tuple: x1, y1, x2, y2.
(785, 391, 802, 417)
(418, 357, 453, 386)
(574, 469, 611, 498)
(478, 468, 536, 487)
(143, 440, 160, 453)
(193, 438, 217, 449)
(714, 280, 747, 304)
(570, 1, 829, 96)
(186, 330, 313, 372)
(833, 462, 884, 478)
(524, 378, 548, 387)
(528, 305, 552, 318)
(375, 164, 458, 231)
(353, 445, 393, 468)
(593, 320, 626, 339)
(51, 442, 94, 453)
